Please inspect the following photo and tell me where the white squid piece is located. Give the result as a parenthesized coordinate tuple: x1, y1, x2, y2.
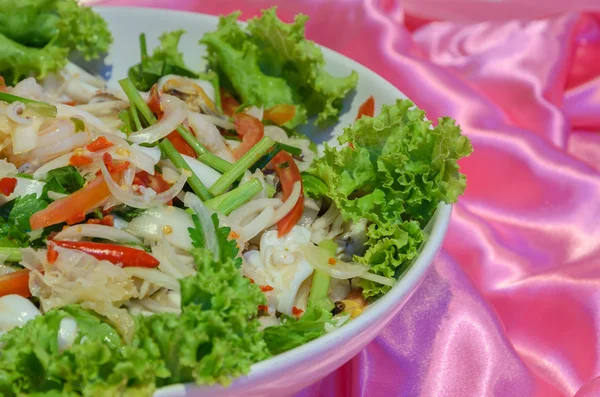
(0, 295, 41, 334)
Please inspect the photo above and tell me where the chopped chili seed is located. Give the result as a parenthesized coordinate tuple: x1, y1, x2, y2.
(0, 177, 17, 196)
(69, 154, 93, 166)
(257, 305, 269, 312)
(62, 100, 77, 106)
(229, 231, 240, 239)
(87, 215, 114, 227)
(328, 257, 337, 265)
(248, 278, 255, 284)
(102, 152, 130, 172)
(292, 306, 304, 316)
(47, 244, 59, 264)
(260, 285, 274, 292)
(348, 142, 355, 150)
(87, 136, 114, 152)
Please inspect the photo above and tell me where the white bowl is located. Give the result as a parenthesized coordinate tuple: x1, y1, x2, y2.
(96, 7, 452, 397)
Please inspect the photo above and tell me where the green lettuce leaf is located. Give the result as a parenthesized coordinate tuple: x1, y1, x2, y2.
(308, 99, 473, 298)
(128, 30, 198, 92)
(0, 0, 111, 83)
(200, 8, 357, 128)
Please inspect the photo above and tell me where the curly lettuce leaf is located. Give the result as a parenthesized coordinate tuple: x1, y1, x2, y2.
(200, 8, 357, 128)
(0, 0, 111, 83)
(308, 99, 472, 298)
(128, 30, 198, 92)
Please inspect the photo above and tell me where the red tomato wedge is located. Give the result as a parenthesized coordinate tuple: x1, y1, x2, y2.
(264, 104, 296, 126)
(220, 88, 240, 117)
(0, 269, 31, 298)
(166, 130, 196, 157)
(30, 172, 122, 230)
(233, 113, 265, 159)
(0, 177, 17, 196)
(271, 151, 304, 237)
(87, 136, 114, 152)
(356, 96, 375, 120)
(53, 241, 160, 268)
(69, 154, 93, 166)
(134, 171, 171, 194)
(147, 84, 163, 118)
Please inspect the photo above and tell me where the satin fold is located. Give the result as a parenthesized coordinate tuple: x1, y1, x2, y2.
(89, 1, 600, 395)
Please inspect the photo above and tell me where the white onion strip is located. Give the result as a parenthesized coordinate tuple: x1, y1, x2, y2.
(238, 206, 275, 242)
(301, 244, 369, 280)
(54, 224, 142, 244)
(229, 198, 282, 227)
(183, 192, 219, 259)
(359, 272, 396, 287)
(269, 182, 301, 226)
(199, 114, 234, 130)
(32, 152, 72, 179)
(128, 94, 187, 144)
(151, 241, 195, 279)
(100, 160, 187, 209)
(56, 104, 124, 137)
(123, 267, 180, 291)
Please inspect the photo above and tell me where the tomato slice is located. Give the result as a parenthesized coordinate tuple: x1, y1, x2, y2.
(0, 76, 6, 93)
(30, 172, 122, 230)
(356, 96, 375, 120)
(264, 104, 296, 126)
(0, 269, 31, 298)
(147, 84, 163, 118)
(69, 154, 93, 166)
(271, 151, 304, 237)
(166, 130, 196, 157)
(233, 113, 265, 159)
(0, 177, 17, 196)
(87, 136, 114, 152)
(220, 88, 240, 117)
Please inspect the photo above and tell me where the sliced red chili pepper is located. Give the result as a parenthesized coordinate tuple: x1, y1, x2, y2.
(147, 84, 163, 119)
(264, 104, 296, 126)
(260, 285, 274, 292)
(0, 177, 17, 196)
(328, 257, 337, 265)
(356, 96, 375, 120)
(63, 100, 77, 106)
(233, 113, 265, 159)
(257, 304, 269, 312)
(69, 154, 93, 166)
(87, 136, 114, 152)
(292, 306, 304, 316)
(0, 269, 30, 298)
(53, 240, 160, 268)
(47, 244, 59, 264)
(270, 151, 304, 237)
(220, 88, 240, 117)
(133, 171, 171, 194)
(103, 152, 130, 173)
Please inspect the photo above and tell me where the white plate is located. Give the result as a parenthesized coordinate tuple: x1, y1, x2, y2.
(96, 7, 452, 397)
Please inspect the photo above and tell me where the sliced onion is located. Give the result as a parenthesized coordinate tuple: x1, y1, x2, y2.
(183, 192, 219, 259)
(47, 191, 68, 201)
(301, 244, 369, 279)
(55, 104, 124, 137)
(269, 181, 301, 226)
(6, 102, 31, 124)
(76, 100, 129, 116)
(245, 106, 263, 121)
(112, 145, 157, 175)
(123, 267, 180, 291)
(180, 154, 221, 188)
(128, 94, 187, 144)
(238, 206, 275, 242)
(229, 198, 282, 227)
(199, 114, 234, 130)
(152, 240, 195, 279)
(63, 62, 105, 88)
(11, 118, 41, 154)
(127, 206, 193, 251)
(138, 297, 180, 314)
(54, 224, 142, 244)
(101, 160, 187, 209)
(131, 144, 161, 165)
(359, 272, 396, 287)
(0, 160, 17, 178)
(0, 177, 45, 205)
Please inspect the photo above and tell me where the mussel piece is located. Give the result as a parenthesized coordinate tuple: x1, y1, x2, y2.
(331, 301, 346, 316)
(161, 78, 221, 117)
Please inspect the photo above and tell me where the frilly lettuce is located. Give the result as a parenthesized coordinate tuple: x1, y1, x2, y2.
(0, 0, 111, 83)
(308, 99, 473, 297)
(200, 8, 357, 128)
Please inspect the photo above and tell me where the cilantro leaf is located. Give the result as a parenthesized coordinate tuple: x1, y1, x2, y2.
(41, 165, 84, 200)
(188, 213, 205, 249)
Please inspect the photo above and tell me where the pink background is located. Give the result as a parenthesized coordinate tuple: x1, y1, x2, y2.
(88, 1, 600, 396)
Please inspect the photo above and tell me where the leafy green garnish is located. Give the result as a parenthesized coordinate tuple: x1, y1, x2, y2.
(0, 217, 30, 249)
(308, 99, 473, 298)
(0, 0, 111, 84)
(109, 205, 146, 222)
(41, 165, 84, 200)
(3, 194, 48, 231)
(188, 213, 205, 249)
(118, 108, 134, 134)
(200, 8, 357, 128)
(128, 30, 198, 91)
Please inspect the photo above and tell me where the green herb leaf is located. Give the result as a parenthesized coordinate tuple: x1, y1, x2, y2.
(41, 165, 85, 200)
(4, 194, 48, 231)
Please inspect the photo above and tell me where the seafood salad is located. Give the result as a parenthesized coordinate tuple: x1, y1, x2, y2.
(0, 3, 473, 396)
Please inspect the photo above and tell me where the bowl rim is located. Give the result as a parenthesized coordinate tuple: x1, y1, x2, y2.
(95, 6, 453, 394)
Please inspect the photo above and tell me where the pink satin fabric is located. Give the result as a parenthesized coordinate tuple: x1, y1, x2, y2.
(89, 1, 600, 396)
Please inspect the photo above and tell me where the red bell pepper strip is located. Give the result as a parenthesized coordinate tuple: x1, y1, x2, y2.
(271, 151, 304, 237)
(0, 177, 17, 196)
(53, 241, 160, 268)
(0, 269, 31, 298)
(233, 113, 265, 159)
(356, 96, 375, 120)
